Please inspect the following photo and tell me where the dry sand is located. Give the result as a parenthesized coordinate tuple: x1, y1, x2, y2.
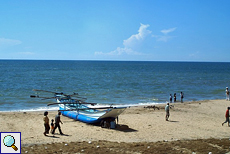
(1, 99, 230, 153)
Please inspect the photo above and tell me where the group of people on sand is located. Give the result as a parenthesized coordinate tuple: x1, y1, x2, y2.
(42, 88, 230, 130)
(169, 92, 184, 103)
(167, 88, 230, 124)
(43, 111, 64, 136)
(166, 92, 184, 121)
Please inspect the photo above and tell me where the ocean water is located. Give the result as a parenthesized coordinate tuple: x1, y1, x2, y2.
(1, 60, 230, 111)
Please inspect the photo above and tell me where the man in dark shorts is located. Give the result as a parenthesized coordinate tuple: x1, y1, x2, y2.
(169, 94, 172, 103)
(52, 112, 64, 135)
(174, 93, 176, 102)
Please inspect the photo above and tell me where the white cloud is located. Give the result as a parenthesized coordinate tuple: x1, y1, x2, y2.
(0, 38, 22, 46)
(152, 27, 177, 42)
(152, 35, 175, 42)
(161, 27, 177, 35)
(95, 25, 177, 59)
(95, 47, 143, 56)
(123, 23, 152, 48)
(95, 23, 151, 56)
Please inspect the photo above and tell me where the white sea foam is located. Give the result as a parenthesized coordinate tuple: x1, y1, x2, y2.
(86, 102, 162, 109)
(0, 106, 59, 112)
(0, 102, 164, 112)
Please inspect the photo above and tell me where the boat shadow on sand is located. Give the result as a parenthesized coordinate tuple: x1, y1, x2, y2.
(84, 122, 137, 132)
(95, 123, 137, 132)
(114, 124, 137, 132)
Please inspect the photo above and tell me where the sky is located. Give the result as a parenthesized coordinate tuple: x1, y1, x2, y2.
(0, 0, 230, 62)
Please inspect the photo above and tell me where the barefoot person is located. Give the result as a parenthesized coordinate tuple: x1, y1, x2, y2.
(52, 112, 64, 135)
(43, 111, 50, 136)
(165, 103, 170, 121)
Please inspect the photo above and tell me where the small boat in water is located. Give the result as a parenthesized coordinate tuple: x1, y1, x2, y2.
(31, 89, 127, 125)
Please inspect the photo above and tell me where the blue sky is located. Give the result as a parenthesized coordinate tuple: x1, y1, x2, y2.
(0, 1, 230, 62)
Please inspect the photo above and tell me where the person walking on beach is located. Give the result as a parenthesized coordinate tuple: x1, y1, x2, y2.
(52, 112, 64, 135)
(180, 92, 184, 103)
(226, 87, 229, 101)
(169, 94, 172, 103)
(165, 103, 170, 121)
(43, 111, 50, 136)
(222, 107, 229, 126)
(174, 93, 176, 102)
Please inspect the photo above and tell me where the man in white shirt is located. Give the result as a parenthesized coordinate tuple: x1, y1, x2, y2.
(226, 87, 229, 101)
(165, 103, 170, 121)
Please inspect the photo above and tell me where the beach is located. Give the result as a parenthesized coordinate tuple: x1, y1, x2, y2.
(1, 99, 230, 153)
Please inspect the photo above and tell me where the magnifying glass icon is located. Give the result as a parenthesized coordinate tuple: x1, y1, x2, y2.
(3, 135, 18, 151)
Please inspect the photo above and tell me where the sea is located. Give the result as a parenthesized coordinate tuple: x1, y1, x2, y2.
(1, 60, 230, 112)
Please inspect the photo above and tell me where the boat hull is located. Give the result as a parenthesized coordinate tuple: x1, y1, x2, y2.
(60, 109, 102, 123)
(59, 104, 126, 124)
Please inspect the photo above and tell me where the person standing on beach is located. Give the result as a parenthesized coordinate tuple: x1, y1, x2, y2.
(43, 111, 50, 136)
(226, 87, 229, 101)
(50, 119, 54, 133)
(222, 107, 229, 126)
(52, 112, 64, 135)
(169, 94, 172, 103)
(165, 103, 170, 121)
(180, 92, 184, 103)
(174, 93, 176, 102)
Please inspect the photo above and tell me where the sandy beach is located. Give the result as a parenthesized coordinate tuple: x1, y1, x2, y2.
(1, 99, 230, 153)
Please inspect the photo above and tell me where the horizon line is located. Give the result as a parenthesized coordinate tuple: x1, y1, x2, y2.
(0, 59, 230, 63)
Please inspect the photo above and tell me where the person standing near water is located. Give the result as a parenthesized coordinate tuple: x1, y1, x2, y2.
(174, 93, 176, 102)
(180, 92, 184, 103)
(169, 94, 172, 103)
(226, 87, 229, 101)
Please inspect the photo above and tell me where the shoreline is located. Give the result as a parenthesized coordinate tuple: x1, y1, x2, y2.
(0, 98, 220, 113)
(1, 99, 230, 153)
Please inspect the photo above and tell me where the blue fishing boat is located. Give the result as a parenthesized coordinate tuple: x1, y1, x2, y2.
(56, 97, 127, 124)
(31, 89, 127, 126)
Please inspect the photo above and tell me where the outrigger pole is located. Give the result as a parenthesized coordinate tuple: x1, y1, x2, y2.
(47, 102, 97, 106)
(58, 106, 114, 111)
(31, 89, 87, 100)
